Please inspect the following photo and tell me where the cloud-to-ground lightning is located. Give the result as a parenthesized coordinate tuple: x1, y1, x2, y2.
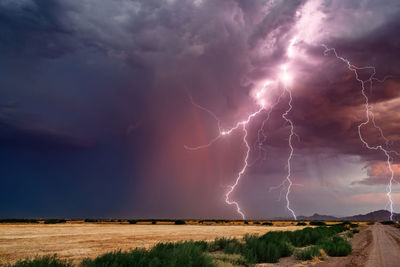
(323, 45, 398, 220)
(185, 38, 300, 220)
(281, 81, 297, 220)
(185, 100, 265, 219)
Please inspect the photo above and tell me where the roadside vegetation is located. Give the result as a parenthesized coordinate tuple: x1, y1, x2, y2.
(381, 221, 396, 225)
(6, 224, 355, 267)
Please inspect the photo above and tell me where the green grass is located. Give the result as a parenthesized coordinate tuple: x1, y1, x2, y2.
(209, 238, 242, 254)
(294, 246, 321, 260)
(6, 255, 71, 267)
(242, 234, 292, 263)
(317, 236, 352, 257)
(81, 242, 213, 267)
(209, 253, 249, 267)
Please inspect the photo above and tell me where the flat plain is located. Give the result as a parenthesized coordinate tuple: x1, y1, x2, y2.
(0, 222, 307, 265)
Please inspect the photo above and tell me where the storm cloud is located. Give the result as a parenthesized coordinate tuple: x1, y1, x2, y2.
(1, 0, 400, 219)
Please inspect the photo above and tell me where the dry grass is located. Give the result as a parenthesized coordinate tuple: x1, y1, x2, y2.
(0, 223, 307, 265)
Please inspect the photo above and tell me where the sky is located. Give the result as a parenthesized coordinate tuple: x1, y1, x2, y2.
(1, 0, 400, 219)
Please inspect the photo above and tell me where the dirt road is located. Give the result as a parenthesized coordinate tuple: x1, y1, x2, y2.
(0, 223, 304, 265)
(317, 224, 400, 267)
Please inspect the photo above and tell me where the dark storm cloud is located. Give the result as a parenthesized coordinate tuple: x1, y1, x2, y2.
(0, 105, 92, 150)
(0, 0, 75, 58)
(1, 0, 400, 218)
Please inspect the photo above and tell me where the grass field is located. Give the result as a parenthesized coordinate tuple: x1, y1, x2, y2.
(1, 223, 355, 266)
(0, 222, 311, 265)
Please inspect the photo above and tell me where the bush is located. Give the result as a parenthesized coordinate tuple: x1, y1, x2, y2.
(294, 246, 320, 260)
(210, 254, 248, 267)
(352, 229, 360, 234)
(296, 222, 307, 226)
(345, 232, 354, 238)
(209, 237, 242, 253)
(262, 222, 273, 226)
(81, 242, 213, 267)
(151, 221, 157, 225)
(7, 255, 71, 267)
(44, 219, 66, 224)
(242, 234, 292, 263)
(84, 219, 98, 223)
(309, 221, 326, 226)
(174, 220, 186, 225)
(381, 221, 395, 225)
(128, 220, 137, 224)
(317, 236, 351, 257)
(244, 221, 248, 225)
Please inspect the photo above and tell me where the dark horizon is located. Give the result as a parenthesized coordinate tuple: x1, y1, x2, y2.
(0, 209, 396, 222)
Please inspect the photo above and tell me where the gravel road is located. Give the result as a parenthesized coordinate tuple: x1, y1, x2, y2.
(317, 224, 400, 267)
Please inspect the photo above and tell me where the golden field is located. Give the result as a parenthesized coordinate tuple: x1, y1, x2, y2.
(0, 221, 313, 265)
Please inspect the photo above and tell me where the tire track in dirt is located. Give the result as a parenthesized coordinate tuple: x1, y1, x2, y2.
(317, 224, 400, 267)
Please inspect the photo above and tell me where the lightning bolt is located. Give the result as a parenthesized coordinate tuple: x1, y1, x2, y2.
(323, 45, 397, 220)
(185, 39, 300, 220)
(281, 84, 297, 220)
(185, 100, 265, 219)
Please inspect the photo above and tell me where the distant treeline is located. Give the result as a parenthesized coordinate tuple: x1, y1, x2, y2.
(0, 219, 39, 223)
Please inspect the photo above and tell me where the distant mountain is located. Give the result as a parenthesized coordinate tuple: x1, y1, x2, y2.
(342, 210, 400, 222)
(297, 213, 338, 221)
(298, 210, 399, 221)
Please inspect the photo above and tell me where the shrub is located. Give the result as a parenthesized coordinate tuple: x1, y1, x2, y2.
(81, 242, 213, 267)
(253, 221, 260, 225)
(317, 236, 351, 257)
(210, 253, 248, 267)
(242, 234, 292, 263)
(309, 221, 326, 226)
(192, 241, 209, 252)
(262, 222, 273, 226)
(244, 221, 249, 225)
(381, 221, 395, 225)
(294, 246, 320, 260)
(44, 219, 66, 224)
(209, 237, 242, 253)
(84, 219, 98, 223)
(174, 220, 186, 225)
(296, 222, 307, 226)
(7, 255, 71, 267)
(352, 229, 360, 234)
(345, 232, 354, 238)
(128, 220, 137, 224)
(151, 221, 157, 225)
